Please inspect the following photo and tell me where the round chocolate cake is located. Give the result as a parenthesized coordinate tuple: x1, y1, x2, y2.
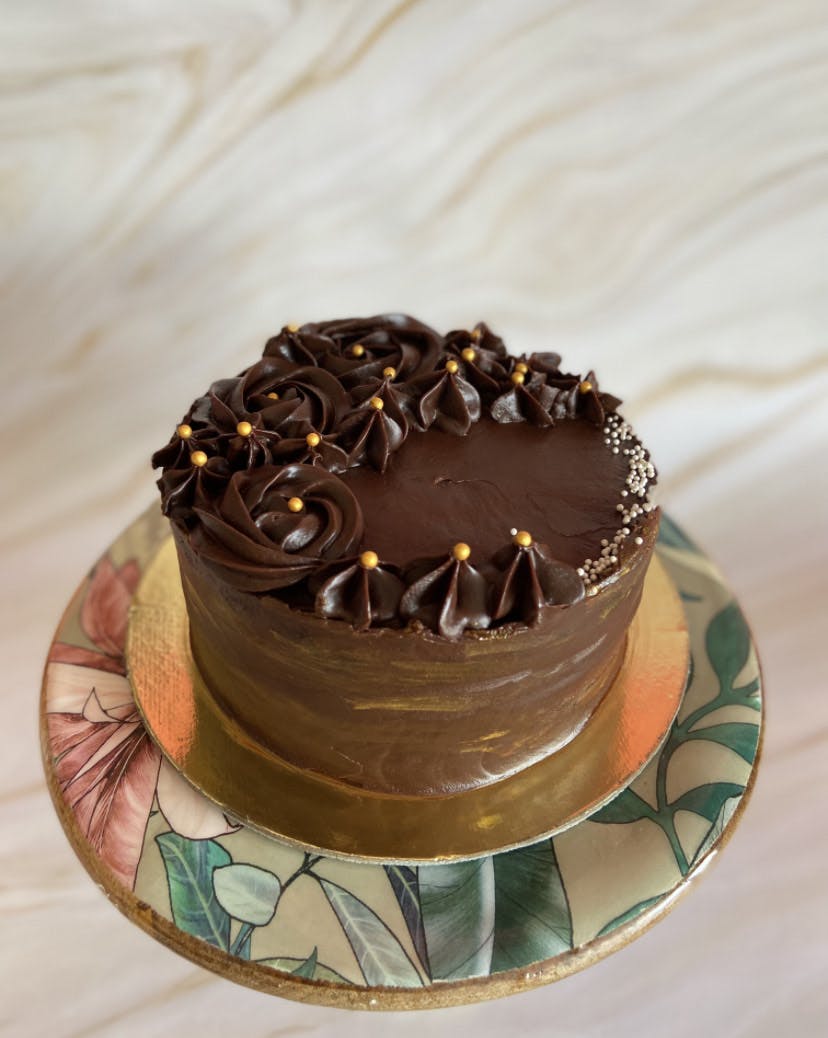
(152, 315, 658, 796)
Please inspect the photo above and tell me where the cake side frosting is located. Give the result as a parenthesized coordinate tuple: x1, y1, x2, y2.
(172, 513, 657, 795)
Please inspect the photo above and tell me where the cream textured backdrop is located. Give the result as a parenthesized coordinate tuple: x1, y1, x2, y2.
(2, 1, 827, 1035)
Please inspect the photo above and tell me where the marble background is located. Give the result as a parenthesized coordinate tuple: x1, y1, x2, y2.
(2, 1, 826, 1034)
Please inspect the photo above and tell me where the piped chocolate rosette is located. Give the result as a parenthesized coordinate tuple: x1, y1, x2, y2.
(153, 315, 657, 640)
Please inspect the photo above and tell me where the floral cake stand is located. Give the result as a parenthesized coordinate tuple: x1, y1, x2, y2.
(41, 508, 762, 1010)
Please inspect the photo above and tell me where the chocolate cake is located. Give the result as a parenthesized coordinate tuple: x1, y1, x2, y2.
(152, 315, 658, 796)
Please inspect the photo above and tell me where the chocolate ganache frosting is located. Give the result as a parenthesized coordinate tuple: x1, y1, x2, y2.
(153, 315, 659, 796)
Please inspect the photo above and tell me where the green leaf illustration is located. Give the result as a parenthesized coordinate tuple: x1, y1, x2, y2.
(590, 787, 657, 825)
(213, 863, 281, 926)
(596, 894, 663, 937)
(670, 782, 745, 822)
(491, 840, 572, 971)
(233, 926, 253, 960)
(156, 833, 231, 950)
(693, 794, 742, 863)
(686, 722, 759, 764)
(419, 858, 495, 980)
(658, 515, 699, 553)
(292, 946, 318, 978)
(706, 602, 753, 697)
(384, 865, 430, 974)
(319, 878, 423, 987)
(258, 954, 350, 984)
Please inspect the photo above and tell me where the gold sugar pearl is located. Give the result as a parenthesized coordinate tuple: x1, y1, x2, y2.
(369, 396, 384, 411)
(510, 371, 525, 386)
(514, 362, 529, 374)
(306, 432, 321, 448)
(266, 391, 279, 400)
(514, 530, 533, 548)
(359, 550, 379, 569)
(287, 496, 304, 513)
(461, 347, 476, 363)
(452, 542, 471, 562)
(579, 380, 593, 394)
(351, 344, 365, 358)
(286, 323, 300, 333)
(236, 421, 253, 437)
(177, 423, 193, 440)
(382, 366, 397, 379)
(190, 450, 208, 468)
(470, 327, 482, 341)
(445, 359, 459, 374)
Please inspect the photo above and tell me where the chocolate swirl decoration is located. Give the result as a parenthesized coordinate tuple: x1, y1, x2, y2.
(167, 377, 287, 471)
(338, 375, 410, 472)
(338, 390, 410, 471)
(525, 351, 564, 376)
(262, 324, 332, 367)
(444, 325, 510, 400)
(573, 370, 622, 426)
(156, 450, 231, 523)
(445, 321, 508, 360)
(409, 360, 482, 436)
(285, 314, 443, 388)
(529, 359, 610, 407)
(490, 371, 559, 427)
(189, 464, 363, 592)
(491, 365, 622, 428)
(204, 361, 352, 470)
(349, 369, 411, 422)
(492, 532, 585, 626)
(268, 430, 350, 473)
(233, 360, 350, 438)
(151, 416, 220, 474)
(400, 545, 492, 640)
(312, 552, 405, 630)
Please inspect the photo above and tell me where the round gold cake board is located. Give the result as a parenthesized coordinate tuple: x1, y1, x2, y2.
(41, 508, 763, 1009)
(126, 540, 688, 863)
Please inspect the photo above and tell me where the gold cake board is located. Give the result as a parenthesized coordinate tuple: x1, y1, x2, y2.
(126, 538, 689, 863)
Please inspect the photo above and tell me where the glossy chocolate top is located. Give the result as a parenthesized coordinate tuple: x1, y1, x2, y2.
(339, 419, 625, 568)
(152, 315, 656, 638)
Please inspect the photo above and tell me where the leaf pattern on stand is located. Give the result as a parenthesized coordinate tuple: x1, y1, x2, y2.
(592, 544, 761, 890)
(670, 782, 745, 822)
(705, 602, 761, 703)
(692, 795, 742, 865)
(418, 858, 495, 980)
(596, 895, 663, 937)
(213, 863, 281, 927)
(591, 787, 657, 825)
(491, 841, 572, 971)
(258, 952, 349, 984)
(318, 878, 423, 987)
(384, 865, 430, 974)
(156, 833, 231, 950)
(413, 843, 573, 980)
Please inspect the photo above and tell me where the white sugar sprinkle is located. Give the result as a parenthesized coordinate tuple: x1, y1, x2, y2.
(577, 411, 655, 590)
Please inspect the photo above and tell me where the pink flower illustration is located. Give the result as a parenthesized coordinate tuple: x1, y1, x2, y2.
(50, 556, 141, 675)
(46, 552, 238, 890)
(48, 685, 160, 889)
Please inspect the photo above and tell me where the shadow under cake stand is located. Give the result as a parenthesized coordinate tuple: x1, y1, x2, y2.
(41, 507, 763, 1010)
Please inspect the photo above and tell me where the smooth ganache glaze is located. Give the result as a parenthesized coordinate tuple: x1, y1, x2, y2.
(153, 315, 659, 796)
